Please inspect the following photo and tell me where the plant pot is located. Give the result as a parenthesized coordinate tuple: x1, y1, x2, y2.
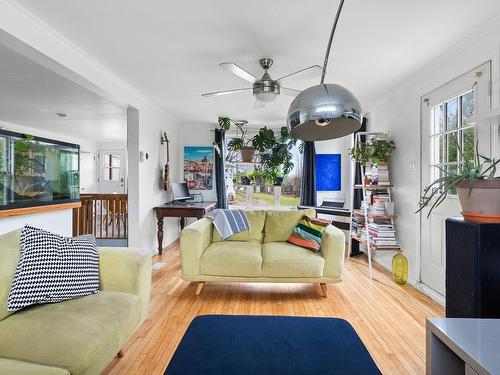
(240, 147, 255, 163)
(457, 179, 500, 223)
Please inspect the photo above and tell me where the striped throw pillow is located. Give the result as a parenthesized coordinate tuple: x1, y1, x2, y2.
(287, 216, 332, 252)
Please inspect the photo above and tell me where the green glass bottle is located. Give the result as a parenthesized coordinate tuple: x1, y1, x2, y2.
(392, 251, 408, 285)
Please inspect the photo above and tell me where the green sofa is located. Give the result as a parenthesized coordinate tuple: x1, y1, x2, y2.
(180, 209, 345, 296)
(0, 229, 151, 375)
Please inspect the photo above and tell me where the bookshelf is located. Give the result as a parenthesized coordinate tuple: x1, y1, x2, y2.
(348, 132, 400, 278)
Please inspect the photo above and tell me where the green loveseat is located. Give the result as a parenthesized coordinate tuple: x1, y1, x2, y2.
(180, 209, 345, 296)
(0, 229, 151, 375)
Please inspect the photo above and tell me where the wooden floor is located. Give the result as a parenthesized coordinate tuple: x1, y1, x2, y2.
(104, 241, 443, 375)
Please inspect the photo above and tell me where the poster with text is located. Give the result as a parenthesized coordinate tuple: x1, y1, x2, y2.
(183, 146, 213, 190)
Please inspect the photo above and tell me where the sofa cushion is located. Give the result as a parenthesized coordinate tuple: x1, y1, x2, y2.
(8, 226, 100, 312)
(212, 210, 266, 242)
(262, 242, 325, 278)
(264, 209, 315, 242)
(0, 358, 69, 375)
(200, 241, 262, 277)
(0, 229, 22, 321)
(0, 291, 140, 375)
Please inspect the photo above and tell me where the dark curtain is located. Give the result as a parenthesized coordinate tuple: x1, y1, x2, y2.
(300, 141, 317, 207)
(214, 129, 228, 208)
(353, 117, 368, 209)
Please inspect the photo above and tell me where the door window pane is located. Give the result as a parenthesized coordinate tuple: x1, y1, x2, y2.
(446, 98, 458, 130)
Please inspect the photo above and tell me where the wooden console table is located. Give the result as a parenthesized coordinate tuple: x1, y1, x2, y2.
(153, 201, 216, 255)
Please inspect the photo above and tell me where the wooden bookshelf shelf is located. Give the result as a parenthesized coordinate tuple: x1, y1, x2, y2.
(352, 209, 397, 219)
(354, 184, 393, 189)
(350, 233, 401, 251)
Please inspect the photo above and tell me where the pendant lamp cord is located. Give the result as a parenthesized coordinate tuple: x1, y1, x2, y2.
(320, 0, 345, 84)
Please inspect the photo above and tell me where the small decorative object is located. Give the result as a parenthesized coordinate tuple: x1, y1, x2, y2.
(392, 251, 408, 285)
(183, 146, 214, 190)
(416, 140, 500, 222)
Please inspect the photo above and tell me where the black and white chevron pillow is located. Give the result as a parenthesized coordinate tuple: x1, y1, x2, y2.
(7, 225, 100, 312)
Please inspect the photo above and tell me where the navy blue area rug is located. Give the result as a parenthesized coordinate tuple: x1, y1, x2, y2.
(165, 315, 381, 375)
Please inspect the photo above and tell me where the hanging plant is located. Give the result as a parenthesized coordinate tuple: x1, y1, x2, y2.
(252, 126, 298, 185)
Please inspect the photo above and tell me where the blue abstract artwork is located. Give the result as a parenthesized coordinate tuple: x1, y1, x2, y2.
(316, 154, 341, 191)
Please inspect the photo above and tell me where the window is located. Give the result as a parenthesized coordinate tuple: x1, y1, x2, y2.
(103, 153, 121, 181)
(226, 140, 303, 208)
(430, 90, 475, 194)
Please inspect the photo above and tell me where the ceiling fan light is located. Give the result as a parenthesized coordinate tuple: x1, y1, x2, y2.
(287, 83, 362, 141)
(255, 91, 277, 103)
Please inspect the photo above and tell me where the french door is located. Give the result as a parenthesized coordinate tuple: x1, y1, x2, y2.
(420, 61, 491, 296)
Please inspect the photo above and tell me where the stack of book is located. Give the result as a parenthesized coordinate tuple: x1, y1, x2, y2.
(351, 215, 365, 237)
(370, 193, 390, 215)
(367, 221, 398, 249)
(376, 164, 390, 185)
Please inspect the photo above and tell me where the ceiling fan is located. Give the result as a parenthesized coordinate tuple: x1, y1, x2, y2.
(201, 58, 321, 109)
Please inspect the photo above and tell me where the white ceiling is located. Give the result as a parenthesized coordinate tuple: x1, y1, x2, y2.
(0, 42, 126, 142)
(11, 0, 500, 128)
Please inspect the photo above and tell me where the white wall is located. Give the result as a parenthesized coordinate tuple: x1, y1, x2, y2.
(367, 16, 500, 282)
(0, 2, 181, 253)
(315, 136, 352, 209)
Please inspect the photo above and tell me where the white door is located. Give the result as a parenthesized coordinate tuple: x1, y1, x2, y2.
(98, 149, 126, 194)
(80, 151, 96, 193)
(420, 61, 491, 296)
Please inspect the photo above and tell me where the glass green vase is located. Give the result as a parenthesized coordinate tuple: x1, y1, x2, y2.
(392, 251, 408, 285)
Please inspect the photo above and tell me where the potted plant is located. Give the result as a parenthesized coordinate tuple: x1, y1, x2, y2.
(219, 117, 255, 163)
(369, 139, 396, 166)
(348, 138, 396, 185)
(252, 126, 297, 186)
(416, 141, 500, 222)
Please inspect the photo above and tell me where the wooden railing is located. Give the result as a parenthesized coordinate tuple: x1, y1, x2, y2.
(73, 194, 128, 239)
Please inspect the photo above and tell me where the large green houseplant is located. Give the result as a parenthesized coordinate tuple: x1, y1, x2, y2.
(251, 126, 298, 186)
(416, 141, 500, 222)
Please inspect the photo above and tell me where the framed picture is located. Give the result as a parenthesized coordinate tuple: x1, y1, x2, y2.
(316, 154, 341, 191)
(183, 146, 213, 190)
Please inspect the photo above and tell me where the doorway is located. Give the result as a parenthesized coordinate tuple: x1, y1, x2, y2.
(420, 61, 492, 296)
(98, 149, 127, 194)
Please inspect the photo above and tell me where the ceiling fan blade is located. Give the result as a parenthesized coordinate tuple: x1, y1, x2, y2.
(253, 99, 265, 109)
(276, 65, 322, 82)
(220, 63, 258, 83)
(281, 87, 302, 97)
(201, 87, 252, 97)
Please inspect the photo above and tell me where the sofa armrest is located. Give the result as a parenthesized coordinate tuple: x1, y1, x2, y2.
(98, 247, 151, 322)
(320, 225, 345, 280)
(0, 358, 69, 375)
(180, 218, 213, 277)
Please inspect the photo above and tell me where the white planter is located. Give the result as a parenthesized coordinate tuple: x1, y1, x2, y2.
(274, 186, 281, 208)
(245, 185, 253, 208)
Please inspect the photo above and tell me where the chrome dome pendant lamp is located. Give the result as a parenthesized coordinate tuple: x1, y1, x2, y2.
(287, 0, 362, 141)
